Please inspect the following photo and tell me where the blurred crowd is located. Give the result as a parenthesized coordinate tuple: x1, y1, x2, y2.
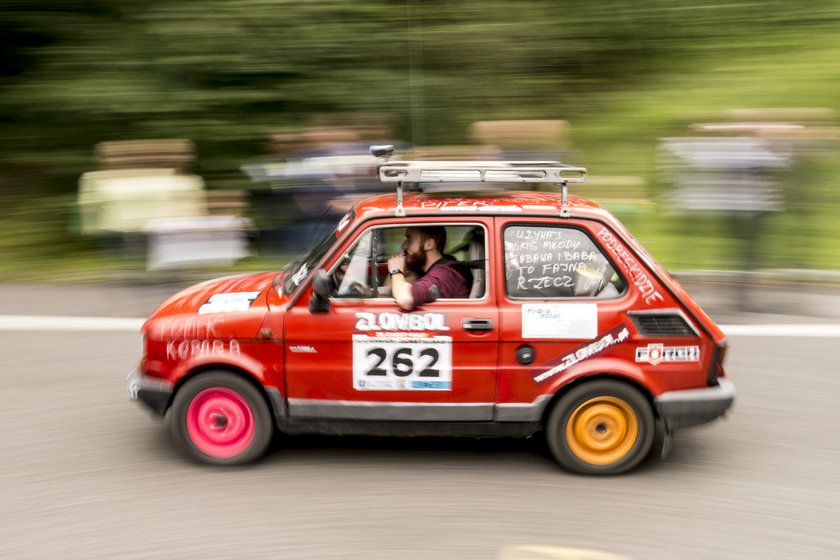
(76, 110, 837, 273)
(77, 118, 572, 269)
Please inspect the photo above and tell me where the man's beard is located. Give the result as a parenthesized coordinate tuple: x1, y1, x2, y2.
(405, 248, 426, 272)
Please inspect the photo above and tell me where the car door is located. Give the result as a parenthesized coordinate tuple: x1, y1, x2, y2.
(494, 217, 630, 421)
(283, 218, 499, 422)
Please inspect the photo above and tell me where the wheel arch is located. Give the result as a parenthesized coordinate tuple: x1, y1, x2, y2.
(168, 363, 283, 423)
(541, 371, 658, 427)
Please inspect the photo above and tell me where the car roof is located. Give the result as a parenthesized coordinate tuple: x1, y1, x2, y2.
(352, 191, 616, 223)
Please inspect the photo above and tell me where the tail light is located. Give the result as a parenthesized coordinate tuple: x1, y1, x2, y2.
(708, 342, 728, 385)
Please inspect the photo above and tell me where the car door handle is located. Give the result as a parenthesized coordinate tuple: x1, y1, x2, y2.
(462, 318, 494, 331)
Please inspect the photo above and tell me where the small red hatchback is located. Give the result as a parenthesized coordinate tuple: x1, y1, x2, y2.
(128, 151, 734, 474)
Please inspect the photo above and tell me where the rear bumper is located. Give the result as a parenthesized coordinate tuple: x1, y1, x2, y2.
(655, 377, 735, 430)
(127, 368, 172, 417)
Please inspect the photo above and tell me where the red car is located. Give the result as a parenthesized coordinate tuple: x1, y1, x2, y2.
(128, 154, 734, 474)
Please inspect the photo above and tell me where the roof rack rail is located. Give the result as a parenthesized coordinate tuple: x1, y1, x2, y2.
(374, 157, 587, 217)
(378, 160, 586, 184)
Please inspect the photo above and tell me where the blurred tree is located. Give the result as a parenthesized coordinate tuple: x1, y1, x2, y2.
(1, 0, 840, 193)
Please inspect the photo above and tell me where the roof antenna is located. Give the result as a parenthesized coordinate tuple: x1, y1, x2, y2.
(370, 145, 405, 217)
(370, 145, 394, 161)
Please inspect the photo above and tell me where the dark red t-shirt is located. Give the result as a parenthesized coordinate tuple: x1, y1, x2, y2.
(410, 257, 471, 307)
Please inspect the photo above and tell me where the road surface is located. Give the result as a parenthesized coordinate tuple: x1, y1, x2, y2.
(1, 281, 838, 559)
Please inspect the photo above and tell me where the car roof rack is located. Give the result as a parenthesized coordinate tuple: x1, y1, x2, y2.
(371, 146, 587, 217)
(378, 160, 587, 185)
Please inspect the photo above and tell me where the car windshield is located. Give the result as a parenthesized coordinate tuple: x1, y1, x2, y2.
(281, 229, 338, 295)
(280, 208, 356, 295)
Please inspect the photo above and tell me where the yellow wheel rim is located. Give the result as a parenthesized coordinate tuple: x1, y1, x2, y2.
(566, 396, 639, 465)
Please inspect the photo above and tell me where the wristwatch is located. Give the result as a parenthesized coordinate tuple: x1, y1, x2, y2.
(389, 267, 404, 277)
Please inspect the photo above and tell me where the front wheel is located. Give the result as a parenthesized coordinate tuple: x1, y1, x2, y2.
(169, 371, 273, 465)
(546, 380, 654, 475)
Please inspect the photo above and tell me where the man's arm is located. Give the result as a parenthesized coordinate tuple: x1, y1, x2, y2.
(387, 253, 415, 310)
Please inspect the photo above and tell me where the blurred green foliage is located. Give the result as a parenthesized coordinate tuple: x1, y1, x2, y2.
(2, 0, 840, 278)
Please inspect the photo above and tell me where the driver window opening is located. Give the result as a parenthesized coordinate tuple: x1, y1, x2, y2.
(329, 225, 486, 300)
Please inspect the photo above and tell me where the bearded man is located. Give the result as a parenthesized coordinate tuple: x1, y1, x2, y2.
(387, 226, 472, 311)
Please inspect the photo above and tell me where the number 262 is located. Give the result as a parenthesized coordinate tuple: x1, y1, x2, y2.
(365, 347, 440, 377)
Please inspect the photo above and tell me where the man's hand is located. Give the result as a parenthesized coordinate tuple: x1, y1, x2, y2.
(387, 253, 406, 273)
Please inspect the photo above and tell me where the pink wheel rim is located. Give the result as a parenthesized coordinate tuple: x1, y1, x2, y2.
(186, 387, 255, 459)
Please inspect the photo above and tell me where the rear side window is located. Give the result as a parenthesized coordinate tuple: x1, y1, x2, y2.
(504, 225, 625, 299)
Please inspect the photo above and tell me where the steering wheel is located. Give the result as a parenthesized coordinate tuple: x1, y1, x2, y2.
(344, 282, 367, 297)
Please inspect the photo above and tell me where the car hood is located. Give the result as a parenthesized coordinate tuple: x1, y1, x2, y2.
(143, 271, 284, 340)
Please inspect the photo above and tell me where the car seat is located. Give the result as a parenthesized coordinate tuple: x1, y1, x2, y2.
(466, 229, 486, 298)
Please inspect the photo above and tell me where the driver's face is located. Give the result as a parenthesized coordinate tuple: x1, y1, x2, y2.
(402, 228, 426, 271)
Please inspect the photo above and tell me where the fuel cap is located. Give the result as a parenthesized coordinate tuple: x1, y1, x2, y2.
(516, 345, 535, 366)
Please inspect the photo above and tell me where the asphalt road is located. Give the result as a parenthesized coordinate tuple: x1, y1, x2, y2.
(1, 283, 839, 560)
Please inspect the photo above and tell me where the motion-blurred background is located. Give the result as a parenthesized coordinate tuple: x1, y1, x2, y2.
(3, 5, 840, 560)
(2, 0, 839, 282)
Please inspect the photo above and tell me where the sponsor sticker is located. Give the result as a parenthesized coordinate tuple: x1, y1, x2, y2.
(198, 292, 260, 314)
(531, 324, 630, 385)
(522, 303, 597, 339)
(290, 264, 309, 287)
(355, 311, 449, 333)
(337, 212, 352, 233)
(635, 344, 699, 365)
(353, 312, 452, 391)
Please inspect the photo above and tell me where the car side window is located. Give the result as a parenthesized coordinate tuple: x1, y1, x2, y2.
(504, 225, 625, 299)
(331, 224, 486, 299)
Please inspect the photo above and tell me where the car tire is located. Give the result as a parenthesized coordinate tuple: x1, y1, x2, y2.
(546, 379, 654, 475)
(169, 371, 273, 465)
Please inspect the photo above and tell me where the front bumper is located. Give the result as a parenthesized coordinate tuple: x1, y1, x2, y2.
(127, 368, 172, 417)
(654, 377, 735, 430)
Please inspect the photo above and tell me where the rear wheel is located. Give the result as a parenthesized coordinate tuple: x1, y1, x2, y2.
(169, 371, 273, 465)
(546, 380, 654, 475)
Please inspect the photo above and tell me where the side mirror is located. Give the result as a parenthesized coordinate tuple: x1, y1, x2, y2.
(309, 269, 332, 313)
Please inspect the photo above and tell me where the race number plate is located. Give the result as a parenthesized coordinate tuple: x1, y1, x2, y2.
(352, 334, 453, 390)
